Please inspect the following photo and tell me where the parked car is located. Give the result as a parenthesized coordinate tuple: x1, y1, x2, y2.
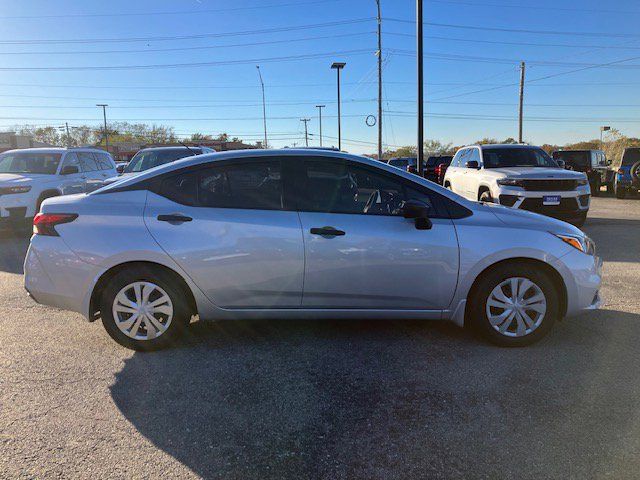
(443, 144, 591, 227)
(612, 147, 640, 198)
(387, 157, 416, 171)
(552, 149, 612, 196)
(0, 147, 116, 228)
(104, 146, 215, 185)
(424, 155, 453, 184)
(25, 149, 601, 350)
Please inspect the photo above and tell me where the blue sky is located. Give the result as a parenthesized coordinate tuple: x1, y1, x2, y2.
(1, 0, 640, 154)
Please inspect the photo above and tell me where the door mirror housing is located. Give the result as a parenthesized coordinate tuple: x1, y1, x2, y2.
(556, 159, 566, 169)
(116, 164, 126, 174)
(60, 165, 79, 175)
(401, 200, 433, 230)
(465, 160, 480, 169)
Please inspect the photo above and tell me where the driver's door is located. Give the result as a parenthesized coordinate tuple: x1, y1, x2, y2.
(294, 158, 459, 310)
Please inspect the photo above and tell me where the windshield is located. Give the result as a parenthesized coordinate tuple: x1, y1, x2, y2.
(483, 147, 558, 169)
(621, 148, 640, 166)
(124, 148, 199, 173)
(0, 152, 62, 175)
(553, 151, 590, 168)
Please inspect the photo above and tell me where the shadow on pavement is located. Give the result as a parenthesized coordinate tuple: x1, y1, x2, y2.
(111, 311, 640, 479)
(584, 217, 640, 263)
(0, 231, 31, 274)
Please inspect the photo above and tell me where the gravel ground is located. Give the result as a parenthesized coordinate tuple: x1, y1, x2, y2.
(1, 196, 639, 479)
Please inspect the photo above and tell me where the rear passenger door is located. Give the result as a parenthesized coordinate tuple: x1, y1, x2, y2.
(57, 153, 85, 195)
(144, 158, 305, 308)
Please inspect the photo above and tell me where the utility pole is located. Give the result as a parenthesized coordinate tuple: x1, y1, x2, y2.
(315, 105, 325, 146)
(300, 118, 311, 147)
(331, 62, 346, 150)
(600, 126, 611, 149)
(518, 61, 525, 143)
(58, 123, 71, 147)
(416, 0, 424, 175)
(256, 65, 268, 149)
(96, 104, 109, 151)
(376, 0, 383, 161)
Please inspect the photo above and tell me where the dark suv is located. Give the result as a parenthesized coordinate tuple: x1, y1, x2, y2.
(552, 150, 612, 196)
(613, 147, 640, 198)
(424, 155, 453, 185)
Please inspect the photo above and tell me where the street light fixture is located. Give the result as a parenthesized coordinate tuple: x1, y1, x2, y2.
(331, 62, 346, 151)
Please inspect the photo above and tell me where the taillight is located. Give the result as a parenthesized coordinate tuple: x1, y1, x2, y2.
(435, 164, 443, 175)
(33, 213, 78, 236)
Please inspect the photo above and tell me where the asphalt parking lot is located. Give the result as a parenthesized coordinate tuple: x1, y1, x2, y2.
(1, 195, 639, 479)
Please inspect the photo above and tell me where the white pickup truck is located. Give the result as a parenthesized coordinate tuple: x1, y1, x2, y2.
(443, 144, 591, 226)
(0, 147, 116, 229)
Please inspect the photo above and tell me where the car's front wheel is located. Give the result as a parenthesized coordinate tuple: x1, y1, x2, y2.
(468, 264, 559, 347)
(100, 267, 191, 351)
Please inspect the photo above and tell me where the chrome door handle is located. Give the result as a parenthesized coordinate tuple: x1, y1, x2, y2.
(310, 226, 345, 237)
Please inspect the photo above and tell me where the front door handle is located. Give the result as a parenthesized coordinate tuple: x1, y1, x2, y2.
(310, 226, 345, 237)
(157, 214, 193, 223)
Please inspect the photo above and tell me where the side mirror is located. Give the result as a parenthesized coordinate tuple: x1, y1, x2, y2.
(60, 165, 79, 175)
(116, 164, 126, 174)
(465, 160, 480, 169)
(556, 159, 566, 169)
(401, 200, 432, 230)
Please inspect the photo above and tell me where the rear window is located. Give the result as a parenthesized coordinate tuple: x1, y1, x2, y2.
(553, 151, 590, 168)
(621, 148, 640, 166)
(388, 158, 415, 169)
(0, 152, 62, 175)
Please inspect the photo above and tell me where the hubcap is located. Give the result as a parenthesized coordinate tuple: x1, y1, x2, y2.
(112, 282, 173, 341)
(486, 277, 546, 337)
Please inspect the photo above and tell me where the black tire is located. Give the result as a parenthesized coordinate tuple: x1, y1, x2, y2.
(591, 178, 601, 197)
(615, 182, 627, 199)
(606, 181, 614, 195)
(467, 263, 560, 347)
(479, 190, 493, 203)
(100, 266, 191, 351)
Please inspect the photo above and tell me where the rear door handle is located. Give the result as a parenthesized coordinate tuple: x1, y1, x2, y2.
(310, 226, 345, 237)
(157, 214, 193, 223)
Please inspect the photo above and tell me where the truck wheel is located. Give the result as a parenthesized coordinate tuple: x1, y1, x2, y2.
(591, 178, 601, 197)
(615, 183, 627, 199)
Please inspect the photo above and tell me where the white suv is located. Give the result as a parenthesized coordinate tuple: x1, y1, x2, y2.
(443, 144, 590, 226)
(0, 147, 116, 228)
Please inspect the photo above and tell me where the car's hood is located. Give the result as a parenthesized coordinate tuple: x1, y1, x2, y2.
(487, 167, 586, 179)
(478, 202, 583, 236)
(0, 173, 40, 185)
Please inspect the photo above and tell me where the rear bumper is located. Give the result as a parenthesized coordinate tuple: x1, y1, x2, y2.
(24, 236, 99, 318)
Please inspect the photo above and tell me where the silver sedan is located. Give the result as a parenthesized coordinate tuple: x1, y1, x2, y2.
(24, 149, 602, 350)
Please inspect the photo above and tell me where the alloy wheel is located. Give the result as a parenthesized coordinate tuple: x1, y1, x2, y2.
(485, 277, 547, 337)
(112, 281, 174, 341)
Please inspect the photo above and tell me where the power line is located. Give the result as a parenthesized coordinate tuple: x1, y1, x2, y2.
(0, 0, 342, 20)
(385, 17, 640, 39)
(0, 18, 374, 45)
(0, 31, 375, 56)
(426, 0, 640, 16)
(0, 49, 373, 71)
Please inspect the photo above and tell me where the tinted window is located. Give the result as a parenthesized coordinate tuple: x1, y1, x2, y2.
(0, 152, 62, 175)
(78, 152, 99, 172)
(160, 171, 198, 206)
(299, 160, 412, 216)
(483, 147, 557, 168)
(621, 148, 640, 166)
(553, 151, 590, 168)
(93, 152, 113, 170)
(198, 161, 282, 210)
(62, 152, 81, 170)
(125, 148, 200, 173)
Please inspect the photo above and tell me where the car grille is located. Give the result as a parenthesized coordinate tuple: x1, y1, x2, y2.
(522, 179, 577, 191)
(520, 197, 579, 213)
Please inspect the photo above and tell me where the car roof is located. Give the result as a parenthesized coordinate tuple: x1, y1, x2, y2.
(0, 147, 108, 155)
(474, 144, 536, 149)
(137, 146, 202, 152)
(95, 148, 473, 205)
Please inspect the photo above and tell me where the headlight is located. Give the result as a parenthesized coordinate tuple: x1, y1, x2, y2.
(0, 185, 31, 195)
(553, 233, 595, 255)
(576, 178, 588, 186)
(497, 178, 524, 187)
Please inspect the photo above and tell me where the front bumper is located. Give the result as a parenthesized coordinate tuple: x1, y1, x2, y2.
(0, 191, 35, 222)
(552, 249, 603, 317)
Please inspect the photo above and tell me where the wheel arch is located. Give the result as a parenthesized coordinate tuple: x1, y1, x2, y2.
(88, 261, 198, 322)
(477, 184, 491, 200)
(462, 257, 568, 327)
(36, 189, 63, 211)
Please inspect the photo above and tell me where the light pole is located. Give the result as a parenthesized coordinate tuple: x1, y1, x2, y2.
(315, 105, 325, 146)
(416, 0, 424, 175)
(331, 62, 346, 151)
(96, 104, 109, 151)
(600, 126, 611, 149)
(256, 66, 268, 149)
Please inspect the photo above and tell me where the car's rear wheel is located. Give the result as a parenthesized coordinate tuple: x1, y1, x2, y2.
(468, 264, 559, 347)
(615, 182, 627, 199)
(591, 177, 601, 197)
(100, 267, 190, 351)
